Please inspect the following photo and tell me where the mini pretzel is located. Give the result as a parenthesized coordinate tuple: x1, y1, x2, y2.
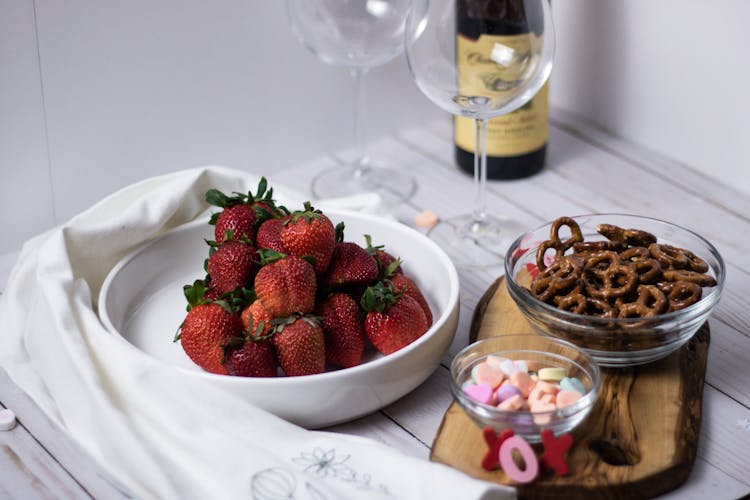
(664, 281, 703, 311)
(618, 246, 663, 283)
(572, 240, 625, 256)
(583, 252, 638, 299)
(618, 285, 668, 318)
(583, 250, 621, 273)
(663, 269, 717, 287)
(597, 224, 657, 247)
(555, 293, 587, 314)
(648, 243, 690, 269)
(633, 258, 662, 284)
(536, 217, 583, 271)
(682, 249, 709, 273)
(530, 256, 583, 303)
(585, 297, 618, 318)
(554, 292, 618, 319)
(620, 246, 651, 261)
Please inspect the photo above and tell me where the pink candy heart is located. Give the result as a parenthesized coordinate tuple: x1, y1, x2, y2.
(472, 363, 505, 389)
(464, 383, 495, 405)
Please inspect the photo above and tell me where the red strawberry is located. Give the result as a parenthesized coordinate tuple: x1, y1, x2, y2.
(389, 274, 433, 326)
(361, 282, 428, 355)
(254, 252, 317, 317)
(241, 299, 274, 337)
(179, 303, 242, 375)
(213, 204, 257, 244)
(271, 316, 326, 376)
(320, 242, 378, 288)
(280, 202, 336, 274)
(256, 217, 289, 253)
(316, 293, 365, 368)
(206, 178, 285, 244)
(207, 240, 258, 294)
(364, 234, 403, 278)
(224, 339, 277, 377)
(255, 200, 285, 220)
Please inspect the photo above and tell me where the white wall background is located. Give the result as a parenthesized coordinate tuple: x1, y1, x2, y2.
(550, 0, 750, 195)
(2, 0, 749, 255)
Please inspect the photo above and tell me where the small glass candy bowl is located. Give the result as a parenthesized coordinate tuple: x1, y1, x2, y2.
(505, 214, 725, 367)
(450, 335, 600, 442)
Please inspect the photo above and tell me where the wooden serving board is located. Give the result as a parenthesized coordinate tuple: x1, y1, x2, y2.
(431, 277, 709, 499)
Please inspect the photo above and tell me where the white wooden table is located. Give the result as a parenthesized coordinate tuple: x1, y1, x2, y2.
(1, 111, 749, 499)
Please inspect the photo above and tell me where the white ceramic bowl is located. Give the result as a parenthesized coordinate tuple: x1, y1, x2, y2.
(99, 208, 459, 428)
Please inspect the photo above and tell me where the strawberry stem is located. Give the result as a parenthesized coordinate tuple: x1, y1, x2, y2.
(257, 248, 287, 266)
(360, 281, 402, 313)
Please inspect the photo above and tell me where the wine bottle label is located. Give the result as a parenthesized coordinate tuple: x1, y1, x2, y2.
(454, 32, 549, 157)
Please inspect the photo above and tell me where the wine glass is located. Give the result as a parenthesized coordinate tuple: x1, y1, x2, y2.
(405, 0, 554, 267)
(287, 0, 420, 206)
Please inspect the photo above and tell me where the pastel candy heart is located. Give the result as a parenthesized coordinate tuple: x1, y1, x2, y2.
(529, 383, 560, 405)
(499, 359, 519, 376)
(538, 366, 567, 382)
(510, 371, 535, 398)
(471, 363, 505, 389)
(560, 377, 586, 395)
(464, 383, 495, 405)
(530, 401, 557, 425)
(514, 360, 529, 373)
(556, 390, 583, 408)
(535, 381, 560, 395)
(495, 383, 522, 403)
(497, 394, 525, 411)
(485, 355, 508, 368)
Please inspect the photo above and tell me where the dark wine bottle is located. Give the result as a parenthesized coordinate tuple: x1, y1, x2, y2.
(454, 0, 549, 180)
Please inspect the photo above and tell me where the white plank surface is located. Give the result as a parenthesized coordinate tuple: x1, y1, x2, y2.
(1, 114, 749, 499)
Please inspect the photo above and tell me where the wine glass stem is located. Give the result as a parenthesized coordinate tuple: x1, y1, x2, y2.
(351, 67, 369, 176)
(472, 116, 489, 226)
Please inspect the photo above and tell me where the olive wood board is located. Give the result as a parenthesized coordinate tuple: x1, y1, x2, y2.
(430, 276, 709, 499)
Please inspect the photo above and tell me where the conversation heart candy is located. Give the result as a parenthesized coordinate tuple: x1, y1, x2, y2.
(0, 409, 16, 431)
(495, 384, 522, 403)
(538, 367, 567, 382)
(510, 371, 535, 398)
(471, 363, 505, 389)
(560, 377, 586, 395)
(514, 360, 529, 373)
(499, 359, 519, 376)
(535, 380, 560, 395)
(530, 401, 557, 424)
(556, 390, 583, 409)
(464, 383, 495, 405)
(485, 355, 508, 368)
(497, 394, 525, 411)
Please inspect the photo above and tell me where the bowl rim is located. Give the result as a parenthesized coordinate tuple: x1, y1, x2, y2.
(450, 334, 602, 419)
(98, 208, 460, 385)
(503, 213, 726, 325)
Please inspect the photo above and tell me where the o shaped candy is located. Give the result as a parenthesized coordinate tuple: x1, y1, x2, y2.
(498, 435, 539, 483)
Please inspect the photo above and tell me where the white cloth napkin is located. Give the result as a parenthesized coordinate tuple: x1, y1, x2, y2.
(0, 166, 513, 500)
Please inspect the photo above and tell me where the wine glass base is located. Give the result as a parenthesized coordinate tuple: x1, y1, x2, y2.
(311, 163, 416, 207)
(427, 214, 525, 269)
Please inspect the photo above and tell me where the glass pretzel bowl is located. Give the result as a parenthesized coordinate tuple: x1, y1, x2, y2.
(504, 214, 725, 367)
